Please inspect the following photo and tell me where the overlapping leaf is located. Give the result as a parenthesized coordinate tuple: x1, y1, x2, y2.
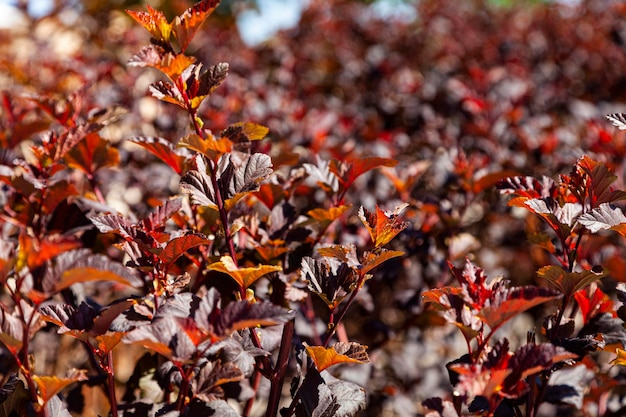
(358, 204, 409, 247)
(578, 203, 626, 235)
(301, 257, 358, 310)
(180, 153, 273, 209)
(537, 265, 607, 298)
(128, 45, 196, 80)
(181, 63, 229, 110)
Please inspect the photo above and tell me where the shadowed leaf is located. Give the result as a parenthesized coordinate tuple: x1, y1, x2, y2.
(537, 265, 607, 298)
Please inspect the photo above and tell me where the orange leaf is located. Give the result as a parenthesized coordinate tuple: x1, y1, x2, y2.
(173, 0, 220, 52)
(65, 132, 119, 177)
(306, 342, 369, 372)
(612, 348, 626, 367)
(308, 205, 351, 227)
(94, 332, 125, 354)
(130, 136, 187, 174)
(33, 369, 88, 405)
(209, 256, 282, 289)
(56, 267, 137, 293)
(178, 133, 231, 161)
(358, 204, 409, 247)
(360, 248, 404, 276)
(17, 233, 81, 271)
(126, 5, 172, 43)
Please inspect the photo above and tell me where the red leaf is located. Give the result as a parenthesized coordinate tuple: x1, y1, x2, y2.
(64, 132, 119, 177)
(157, 234, 212, 266)
(129, 136, 187, 174)
(358, 204, 409, 248)
(173, 0, 221, 52)
(478, 286, 560, 331)
(331, 157, 397, 192)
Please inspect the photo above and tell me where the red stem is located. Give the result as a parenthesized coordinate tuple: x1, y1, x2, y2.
(265, 320, 294, 417)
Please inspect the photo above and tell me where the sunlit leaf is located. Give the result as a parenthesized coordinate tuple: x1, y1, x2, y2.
(317, 244, 359, 267)
(611, 348, 626, 366)
(537, 265, 608, 298)
(55, 268, 135, 293)
(41, 180, 78, 214)
(173, 0, 220, 52)
(182, 63, 229, 110)
(579, 203, 626, 236)
(43, 249, 141, 294)
(307, 205, 351, 228)
(181, 153, 273, 209)
(156, 233, 212, 266)
(129, 136, 187, 174)
(573, 156, 626, 206)
(126, 5, 171, 43)
(33, 369, 87, 405)
(358, 204, 409, 247)
(208, 255, 281, 288)
(148, 80, 186, 108)
(607, 113, 626, 130)
(360, 248, 404, 276)
(128, 45, 196, 80)
(305, 342, 369, 372)
(221, 122, 269, 144)
(178, 132, 231, 161)
(421, 287, 464, 309)
(496, 175, 556, 200)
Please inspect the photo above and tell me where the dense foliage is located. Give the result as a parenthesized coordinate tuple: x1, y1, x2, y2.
(3, 0, 626, 416)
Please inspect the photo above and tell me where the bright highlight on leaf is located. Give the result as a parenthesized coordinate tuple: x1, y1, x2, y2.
(358, 204, 409, 247)
(305, 342, 369, 372)
(209, 255, 282, 289)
